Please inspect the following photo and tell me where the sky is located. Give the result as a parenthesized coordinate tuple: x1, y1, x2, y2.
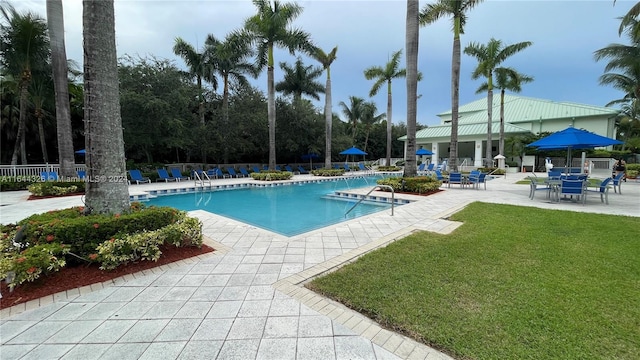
(10, 0, 636, 126)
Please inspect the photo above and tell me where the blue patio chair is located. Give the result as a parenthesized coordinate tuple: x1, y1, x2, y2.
(586, 177, 612, 205)
(468, 171, 487, 190)
(417, 163, 426, 175)
(557, 179, 587, 205)
(40, 171, 59, 181)
(284, 165, 297, 174)
(358, 163, 373, 174)
(239, 168, 250, 177)
(297, 165, 309, 174)
(426, 163, 435, 174)
(612, 172, 625, 194)
(252, 166, 262, 173)
(275, 165, 282, 171)
(343, 164, 353, 172)
(77, 170, 86, 180)
(129, 169, 151, 184)
(157, 168, 178, 182)
(434, 170, 445, 182)
(448, 172, 465, 188)
(170, 167, 189, 181)
(529, 176, 553, 200)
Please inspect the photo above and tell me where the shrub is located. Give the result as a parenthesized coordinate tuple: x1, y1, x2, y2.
(311, 169, 345, 177)
(0, 241, 69, 290)
(250, 171, 293, 181)
(17, 204, 182, 258)
(27, 181, 85, 197)
(377, 176, 442, 193)
(378, 166, 402, 171)
(626, 163, 640, 172)
(96, 215, 203, 270)
(0, 178, 35, 192)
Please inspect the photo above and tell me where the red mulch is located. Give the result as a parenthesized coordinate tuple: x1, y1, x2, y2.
(0, 244, 214, 310)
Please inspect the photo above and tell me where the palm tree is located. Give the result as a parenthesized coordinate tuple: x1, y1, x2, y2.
(464, 38, 532, 166)
(405, 0, 420, 177)
(244, 0, 314, 170)
(360, 101, 385, 153)
(420, 0, 483, 171)
(173, 37, 217, 127)
(364, 50, 406, 167)
(339, 96, 365, 144)
(275, 57, 324, 104)
(616, 1, 640, 36)
(0, 3, 50, 165)
(46, 0, 75, 177)
(205, 32, 257, 163)
(83, 0, 130, 214)
(311, 46, 338, 169)
(29, 76, 53, 163)
(489, 67, 533, 161)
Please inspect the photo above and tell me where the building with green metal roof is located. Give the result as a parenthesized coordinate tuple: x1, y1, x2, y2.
(400, 95, 618, 168)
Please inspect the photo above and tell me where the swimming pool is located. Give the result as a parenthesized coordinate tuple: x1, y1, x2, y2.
(145, 176, 403, 236)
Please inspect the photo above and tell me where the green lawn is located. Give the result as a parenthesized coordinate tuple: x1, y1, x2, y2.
(307, 202, 640, 359)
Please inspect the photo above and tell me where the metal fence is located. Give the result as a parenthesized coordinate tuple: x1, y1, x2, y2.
(0, 164, 86, 178)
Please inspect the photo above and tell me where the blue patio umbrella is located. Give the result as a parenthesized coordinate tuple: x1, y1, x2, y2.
(75, 149, 86, 155)
(339, 146, 367, 156)
(527, 127, 622, 170)
(416, 148, 433, 156)
(301, 153, 320, 168)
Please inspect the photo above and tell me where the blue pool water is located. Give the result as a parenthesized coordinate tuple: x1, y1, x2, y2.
(145, 177, 398, 236)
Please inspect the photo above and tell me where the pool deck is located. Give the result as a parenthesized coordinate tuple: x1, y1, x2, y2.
(1, 172, 639, 360)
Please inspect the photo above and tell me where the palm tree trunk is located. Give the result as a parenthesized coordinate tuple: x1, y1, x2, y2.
(486, 88, 493, 166)
(47, 0, 76, 178)
(37, 113, 49, 163)
(324, 68, 332, 169)
(267, 44, 277, 170)
(83, 0, 130, 215)
(10, 82, 29, 165)
(499, 88, 505, 159)
(222, 74, 230, 164)
(449, 17, 461, 172)
(404, 0, 419, 177)
(386, 82, 392, 166)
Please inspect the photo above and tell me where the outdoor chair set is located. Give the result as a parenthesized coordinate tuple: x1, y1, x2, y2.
(529, 171, 621, 205)
(443, 170, 487, 190)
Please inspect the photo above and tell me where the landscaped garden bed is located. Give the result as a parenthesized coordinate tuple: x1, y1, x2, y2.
(0, 203, 210, 309)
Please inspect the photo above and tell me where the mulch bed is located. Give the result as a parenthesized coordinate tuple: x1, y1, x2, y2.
(0, 244, 215, 310)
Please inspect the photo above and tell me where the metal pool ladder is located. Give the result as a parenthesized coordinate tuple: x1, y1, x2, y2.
(345, 185, 394, 217)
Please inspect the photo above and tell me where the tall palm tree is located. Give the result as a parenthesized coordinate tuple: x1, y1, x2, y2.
(275, 57, 324, 104)
(0, 3, 49, 165)
(360, 101, 385, 153)
(420, 0, 483, 171)
(46, 0, 75, 177)
(486, 67, 533, 161)
(312, 46, 338, 169)
(29, 76, 53, 163)
(464, 38, 532, 166)
(616, 1, 640, 36)
(244, 0, 314, 170)
(83, 0, 130, 214)
(339, 96, 365, 144)
(205, 32, 257, 163)
(364, 50, 406, 167)
(405, 0, 420, 177)
(173, 37, 217, 127)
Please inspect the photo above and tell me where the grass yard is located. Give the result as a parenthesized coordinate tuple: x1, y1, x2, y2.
(307, 202, 640, 359)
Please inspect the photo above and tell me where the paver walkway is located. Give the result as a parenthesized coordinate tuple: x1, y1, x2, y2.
(1, 172, 638, 360)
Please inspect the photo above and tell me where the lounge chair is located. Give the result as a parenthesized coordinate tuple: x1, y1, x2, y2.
(157, 168, 178, 182)
(170, 168, 189, 181)
(129, 169, 151, 184)
(297, 166, 309, 174)
(239, 168, 250, 177)
(434, 170, 445, 182)
(226, 167, 239, 178)
(252, 166, 262, 173)
(343, 164, 353, 172)
(284, 165, 298, 174)
(212, 168, 229, 179)
(40, 171, 59, 181)
(612, 172, 625, 194)
(586, 177, 612, 204)
(358, 163, 373, 174)
(77, 170, 86, 180)
(417, 163, 426, 175)
(275, 165, 282, 171)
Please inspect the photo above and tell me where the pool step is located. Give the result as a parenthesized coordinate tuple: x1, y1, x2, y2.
(329, 191, 411, 205)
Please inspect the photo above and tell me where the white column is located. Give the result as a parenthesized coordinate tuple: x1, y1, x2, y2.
(432, 143, 439, 165)
(474, 140, 483, 167)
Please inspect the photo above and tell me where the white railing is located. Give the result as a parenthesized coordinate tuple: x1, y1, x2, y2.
(0, 164, 85, 177)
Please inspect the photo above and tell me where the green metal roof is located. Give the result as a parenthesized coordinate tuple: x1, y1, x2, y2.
(438, 95, 618, 123)
(398, 121, 530, 140)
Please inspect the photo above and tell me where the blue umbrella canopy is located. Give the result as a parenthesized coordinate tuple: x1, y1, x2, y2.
(416, 148, 433, 156)
(339, 146, 367, 156)
(75, 149, 86, 155)
(527, 127, 622, 150)
(301, 153, 320, 160)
